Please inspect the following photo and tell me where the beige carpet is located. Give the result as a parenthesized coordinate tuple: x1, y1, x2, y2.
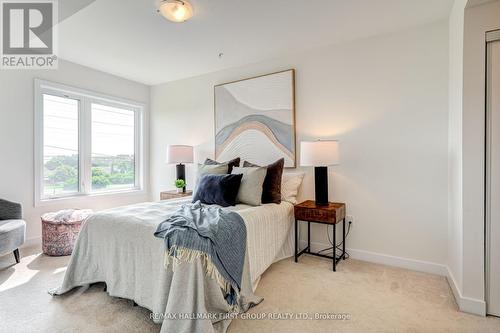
(1, 246, 499, 333)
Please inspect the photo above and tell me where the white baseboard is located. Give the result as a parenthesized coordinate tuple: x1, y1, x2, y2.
(347, 248, 448, 276)
(446, 267, 486, 316)
(299, 240, 487, 316)
(21, 236, 41, 249)
(299, 240, 448, 276)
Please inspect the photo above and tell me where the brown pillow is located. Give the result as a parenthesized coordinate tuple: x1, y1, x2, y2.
(243, 158, 284, 204)
(204, 157, 240, 174)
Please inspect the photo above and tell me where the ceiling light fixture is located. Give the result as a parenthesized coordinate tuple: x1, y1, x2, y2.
(158, 0, 194, 23)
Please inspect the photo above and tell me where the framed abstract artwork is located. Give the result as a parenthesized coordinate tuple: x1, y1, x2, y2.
(214, 69, 296, 167)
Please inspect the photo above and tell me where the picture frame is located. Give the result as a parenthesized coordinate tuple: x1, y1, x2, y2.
(214, 69, 296, 167)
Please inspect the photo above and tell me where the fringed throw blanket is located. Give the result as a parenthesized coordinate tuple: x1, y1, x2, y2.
(154, 201, 247, 307)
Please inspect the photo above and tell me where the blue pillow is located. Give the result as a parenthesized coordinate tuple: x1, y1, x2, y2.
(192, 174, 243, 207)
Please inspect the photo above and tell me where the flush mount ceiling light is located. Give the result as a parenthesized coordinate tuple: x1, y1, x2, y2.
(158, 0, 194, 23)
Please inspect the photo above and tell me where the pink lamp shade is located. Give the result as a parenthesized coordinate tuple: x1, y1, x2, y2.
(166, 145, 194, 164)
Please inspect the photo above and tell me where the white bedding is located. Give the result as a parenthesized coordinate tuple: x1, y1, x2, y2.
(227, 200, 295, 289)
(51, 198, 294, 333)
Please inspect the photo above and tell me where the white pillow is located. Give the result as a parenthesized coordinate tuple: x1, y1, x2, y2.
(231, 166, 267, 206)
(281, 172, 305, 204)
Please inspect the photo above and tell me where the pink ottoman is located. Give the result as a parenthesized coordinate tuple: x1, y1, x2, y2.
(41, 209, 92, 256)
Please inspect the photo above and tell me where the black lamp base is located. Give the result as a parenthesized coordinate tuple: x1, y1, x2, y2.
(314, 166, 329, 205)
(176, 163, 186, 193)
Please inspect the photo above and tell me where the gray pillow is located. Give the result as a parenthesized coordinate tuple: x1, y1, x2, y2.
(194, 164, 228, 196)
(197, 163, 228, 177)
(204, 157, 240, 173)
(231, 166, 267, 206)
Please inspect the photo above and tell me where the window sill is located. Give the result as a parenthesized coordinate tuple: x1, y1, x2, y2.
(35, 188, 147, 207)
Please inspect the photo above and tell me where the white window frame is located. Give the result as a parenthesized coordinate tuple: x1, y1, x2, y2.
(34, 79, 145, 205)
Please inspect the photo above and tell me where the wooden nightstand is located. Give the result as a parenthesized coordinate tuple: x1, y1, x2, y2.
(294, 200, 347, 271)
(160, 190, 193, 200)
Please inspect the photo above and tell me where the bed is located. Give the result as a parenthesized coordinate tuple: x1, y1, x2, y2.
(50, 197, 295, 333)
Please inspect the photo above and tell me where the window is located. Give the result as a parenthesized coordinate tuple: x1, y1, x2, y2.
(91, 103, 136, 192)
(35, 80, 144, 202)
(42, 94, 80, 197)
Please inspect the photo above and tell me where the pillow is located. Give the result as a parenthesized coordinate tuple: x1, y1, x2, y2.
(197, 163, 228, 177)
(192, 174, 243, 207)
(281, 172, 305, 204)
(204, 157, 240, 173)
(194, 164, 228, 196)
(243, 158, 285, 204)
(231, 166, 267, 206)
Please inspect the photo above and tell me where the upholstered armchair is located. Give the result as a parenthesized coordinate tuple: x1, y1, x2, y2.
(0, 199, 26, 263)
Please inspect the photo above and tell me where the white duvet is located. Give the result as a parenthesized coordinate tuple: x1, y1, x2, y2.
(51, 198, 295, 333)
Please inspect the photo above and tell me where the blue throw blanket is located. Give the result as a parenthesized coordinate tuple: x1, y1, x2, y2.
(154, 201, 247, 306)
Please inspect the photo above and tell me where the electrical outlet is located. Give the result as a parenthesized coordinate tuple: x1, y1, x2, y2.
(346, 215, 354, 224)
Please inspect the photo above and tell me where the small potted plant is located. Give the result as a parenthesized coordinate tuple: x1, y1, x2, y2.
(174, 179, 186, 193)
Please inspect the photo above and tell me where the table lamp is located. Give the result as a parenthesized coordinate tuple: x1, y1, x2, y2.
(300, 140, 340, 205)
(166, 145, 194, 192)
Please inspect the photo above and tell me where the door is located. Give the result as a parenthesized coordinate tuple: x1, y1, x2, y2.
(486, 32, 500, 316)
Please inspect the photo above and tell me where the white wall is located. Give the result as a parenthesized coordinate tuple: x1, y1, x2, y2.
(0, 59, 150, 244)
(447, 0, 467, 303)
(151, 21, 450, 267)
